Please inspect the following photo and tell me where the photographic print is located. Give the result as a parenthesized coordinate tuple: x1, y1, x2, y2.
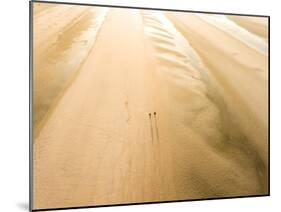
(31, 1, 269, 210)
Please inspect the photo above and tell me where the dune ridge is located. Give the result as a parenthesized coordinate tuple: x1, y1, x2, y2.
(33, 4, 268, 210)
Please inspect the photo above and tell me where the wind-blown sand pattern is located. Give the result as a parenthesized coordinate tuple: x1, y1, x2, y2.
(33, 3, 269, 210)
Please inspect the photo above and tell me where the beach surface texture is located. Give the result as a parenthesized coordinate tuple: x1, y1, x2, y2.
(33, 3, 269, 210)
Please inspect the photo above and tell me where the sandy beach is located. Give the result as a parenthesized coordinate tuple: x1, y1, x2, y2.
(33, 3, 269, 210)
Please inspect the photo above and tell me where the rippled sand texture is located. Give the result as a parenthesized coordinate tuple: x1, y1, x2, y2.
(33, 3, 269, 210)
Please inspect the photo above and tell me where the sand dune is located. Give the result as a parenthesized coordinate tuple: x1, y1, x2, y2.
(167, 12, 268, 166)
(227, 15, 268, 40)
(33, 3, 268, 210)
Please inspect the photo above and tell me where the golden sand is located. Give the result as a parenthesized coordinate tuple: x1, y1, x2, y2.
(33, 3, 268, 210)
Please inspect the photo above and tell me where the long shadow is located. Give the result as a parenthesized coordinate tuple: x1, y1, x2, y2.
(148, 113, 154, 144)
(153, 112, 160, 143)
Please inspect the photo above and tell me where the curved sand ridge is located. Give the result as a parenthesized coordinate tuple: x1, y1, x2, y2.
(142, 10, 267, 197)
(196, 14, 268, 55)
(33, 5, 268, 210)
(227, 15, 268, 40)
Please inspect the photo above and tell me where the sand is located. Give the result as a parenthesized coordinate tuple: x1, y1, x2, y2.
(33, 3, 269, 210)
(227, 15, 268, 40)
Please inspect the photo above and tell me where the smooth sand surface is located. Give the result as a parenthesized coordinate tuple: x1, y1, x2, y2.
(33, 3, 269, 210)
(33, 4, 108, 136)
